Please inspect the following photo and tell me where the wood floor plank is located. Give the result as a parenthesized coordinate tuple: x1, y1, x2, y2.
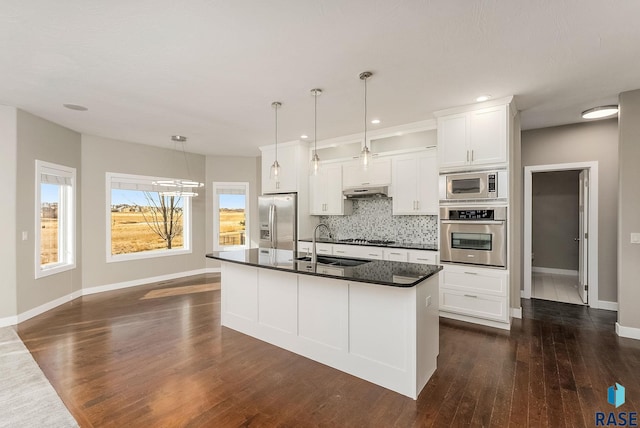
(14, 275, 639, 427)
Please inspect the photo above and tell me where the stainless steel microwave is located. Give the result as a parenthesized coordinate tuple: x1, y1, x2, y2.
(439, 170, 507, 201)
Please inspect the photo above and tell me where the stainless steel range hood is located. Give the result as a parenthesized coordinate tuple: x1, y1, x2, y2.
(343, 186, 389, 199)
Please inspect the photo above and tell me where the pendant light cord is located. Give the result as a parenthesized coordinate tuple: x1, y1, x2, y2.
(275, 103, 278, 161)
(314, 91, 318, 155)
(363, 75, 368, 149)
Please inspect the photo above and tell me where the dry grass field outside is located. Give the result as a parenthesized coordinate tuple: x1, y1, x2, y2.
(40, 218, 58, 265)
(111, 211, 183, 255)
(219, 208, 245, 246)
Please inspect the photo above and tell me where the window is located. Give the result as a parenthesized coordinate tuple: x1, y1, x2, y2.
(35, 160, 76, 278)
(213, 182, 249, 251)
(107, 173, 192, 262)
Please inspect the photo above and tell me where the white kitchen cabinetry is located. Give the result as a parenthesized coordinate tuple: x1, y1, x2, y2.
(439, 264, 509, 328)
(436, 103, 509, 171)
(260, 144, 299, 194)
(309, 163, 353, 215)
(298, 241, 332, 257)
(391, 149, 438, 215)
(342, 157, 391, 189)
(407, 250, 438, 265)
(333, 244, 383, 260)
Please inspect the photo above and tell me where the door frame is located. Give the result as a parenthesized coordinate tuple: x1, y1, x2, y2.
(523, 162, 599, 307)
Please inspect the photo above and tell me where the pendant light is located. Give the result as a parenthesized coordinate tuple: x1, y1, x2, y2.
(153, 135, 204, 197)
(310, 88, 322, 176)
(359, 71, 373, 169)
(269, 101, 282, 181)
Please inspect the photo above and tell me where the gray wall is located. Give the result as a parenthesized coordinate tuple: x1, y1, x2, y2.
(0, 106, 17, 320)
(532, 171, 580, 271)
(205, 155, 261, 269)
(15, 110, 83, 313)
(521, 119, 618, 302)
(81, 135, 206, 288)
(618, 90, 640, 330)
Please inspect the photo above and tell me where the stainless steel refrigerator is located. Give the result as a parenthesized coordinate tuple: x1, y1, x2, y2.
(259, 193, 297, 251)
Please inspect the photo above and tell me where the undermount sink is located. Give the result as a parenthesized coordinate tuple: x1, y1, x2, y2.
(296, 255, 370, 267)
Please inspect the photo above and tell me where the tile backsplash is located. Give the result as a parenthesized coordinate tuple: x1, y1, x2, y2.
(318, 198, 438, 244)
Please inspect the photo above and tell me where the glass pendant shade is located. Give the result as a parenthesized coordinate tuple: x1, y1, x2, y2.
(270, 160, 281, 180)
(361, 145, 371, 170)
(310, 152, 320, 176)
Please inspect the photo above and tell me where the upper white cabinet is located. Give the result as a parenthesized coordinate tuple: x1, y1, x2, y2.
(309, 163, 353, 215)
(391, 149, 438, 215)
(260, 143, 300, 194)
(342, 157, 391, 189)
(436, 103, 510, 171)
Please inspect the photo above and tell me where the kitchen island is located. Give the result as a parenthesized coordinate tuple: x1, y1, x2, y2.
(206, 248, 442, 399)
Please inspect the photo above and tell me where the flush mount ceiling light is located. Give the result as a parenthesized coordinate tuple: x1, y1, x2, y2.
(270, 102, 282, 181)
(475, 95, 491, 102)
(359, 71, 373, 170)
(300, 134, 308, 139)
(153, 135, 204, 197)
(62, 103, 88, 111)
(371, 119, 381, 124)
(581, 105, 619, 119)
(310, 88, 322, 176)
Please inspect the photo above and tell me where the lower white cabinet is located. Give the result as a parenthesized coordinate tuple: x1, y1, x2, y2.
(439, 264, 509, 327)
(384, 249, 408, 262)
(333, 244, 384, 260)
(407, 250, 438, 265)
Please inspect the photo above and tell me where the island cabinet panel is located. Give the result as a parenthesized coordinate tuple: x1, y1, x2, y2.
(257, 269, 298, 335)
(348, 283, 411, 370)
(221, 263, 258, 326)
(298, 275, 348, 352)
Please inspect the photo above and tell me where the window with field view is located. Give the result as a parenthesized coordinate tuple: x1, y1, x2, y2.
(36, 160, 76, 278)
(213, 182, 249, 250)
(107, 173, 191, 261)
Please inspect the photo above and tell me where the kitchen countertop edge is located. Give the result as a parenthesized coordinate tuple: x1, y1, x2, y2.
(298, 238, 439, 251)
(206, 250, 442, 288)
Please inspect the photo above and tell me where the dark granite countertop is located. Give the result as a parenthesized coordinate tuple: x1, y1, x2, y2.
(299, 238, 439, 252)
(206, 248, 442, 288)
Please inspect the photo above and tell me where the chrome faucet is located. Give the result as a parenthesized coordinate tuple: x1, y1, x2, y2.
(312, 223, 333, 264)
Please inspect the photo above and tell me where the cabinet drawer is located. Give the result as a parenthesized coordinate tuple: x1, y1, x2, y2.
(440, 289, 508, 322)
(440, 265, 507, 296)
(384, 249, 408, 262)
(407, 250, 438, 265)
(332, 244, 357, 258)
(298, 242, 312, 254)
(316, 243, 333, 255)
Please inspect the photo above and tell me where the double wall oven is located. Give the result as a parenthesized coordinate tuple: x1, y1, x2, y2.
(440, 206, 507, 269)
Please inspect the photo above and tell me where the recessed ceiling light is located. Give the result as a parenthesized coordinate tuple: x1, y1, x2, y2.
(301, 135, 308, 139)
(62, 103, 88, 111)
(581, 105, 619, 119)
(371, 119, 381, 124)
(171, 135, 187, 142)
(475, 95, 491, 102)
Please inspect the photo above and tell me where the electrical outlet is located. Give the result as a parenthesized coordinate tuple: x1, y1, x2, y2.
(22, 231, 28, 241)
(425, 296, 431, 307)
(631, 233, 640, 244)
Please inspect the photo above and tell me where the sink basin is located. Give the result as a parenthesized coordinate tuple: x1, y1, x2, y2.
(296, 255, 370, 267)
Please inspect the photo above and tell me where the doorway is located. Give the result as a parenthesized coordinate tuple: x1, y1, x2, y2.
(523, 162, 599, 307)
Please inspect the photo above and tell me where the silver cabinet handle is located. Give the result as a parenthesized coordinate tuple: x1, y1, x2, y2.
(368, 253, 379, 256)
(464, 272, 478, 275)
(466, 150, 469, 162)
(416, 200, 420, 210)
(390, 252, 402, 255)
(336, 250, 346, 254)
(471, 150, 474, 162)
(464, 294, 478, 298)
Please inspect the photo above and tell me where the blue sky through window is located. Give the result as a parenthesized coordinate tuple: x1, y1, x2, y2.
(219, 194, 245, 209)
(111, 189, 184, 207)
(41, 184, 60, 203)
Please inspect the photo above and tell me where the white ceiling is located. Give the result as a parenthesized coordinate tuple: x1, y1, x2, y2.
(1, 0, 638, 156)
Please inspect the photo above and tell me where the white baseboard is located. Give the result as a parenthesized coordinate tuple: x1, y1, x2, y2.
(82, 269, 208, 296)
(0, 315, 18, 328)
(616, 322, 640, 340)
(511, 307, 522, 319)
(205, 267, 221, 274)
(17, 291, 77, 324)
(439, 311, 511, 331)
(532, 267, 578, 276)
(5, 269, 213, 327)
(596, 300, 618, 311)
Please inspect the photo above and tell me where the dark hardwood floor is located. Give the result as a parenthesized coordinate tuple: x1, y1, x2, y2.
(16, 275, 640, 427)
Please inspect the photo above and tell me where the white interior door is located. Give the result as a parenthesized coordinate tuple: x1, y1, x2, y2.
(578, 170, 589, 304)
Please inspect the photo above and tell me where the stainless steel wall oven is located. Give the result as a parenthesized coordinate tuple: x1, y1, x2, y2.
(440, 206, 507, 268)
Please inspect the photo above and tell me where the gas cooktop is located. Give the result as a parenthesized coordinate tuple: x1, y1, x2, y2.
(337, 238, 396, 246)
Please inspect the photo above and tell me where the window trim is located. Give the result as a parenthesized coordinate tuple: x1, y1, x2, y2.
(213, 181, 250, 251)
(106, 172, 193, 263)
(35, 160, 76, 279)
